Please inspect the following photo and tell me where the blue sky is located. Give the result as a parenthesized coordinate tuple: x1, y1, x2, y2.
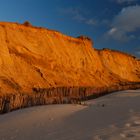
(0, 0, 140, 57)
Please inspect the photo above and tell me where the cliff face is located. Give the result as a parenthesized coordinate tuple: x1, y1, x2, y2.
(0, 22, 140, 95)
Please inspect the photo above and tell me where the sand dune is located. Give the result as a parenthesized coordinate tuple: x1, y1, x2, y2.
(0, 90, 140, 140)
(0, 22, 140, 94)
(0, 22, 140, 113)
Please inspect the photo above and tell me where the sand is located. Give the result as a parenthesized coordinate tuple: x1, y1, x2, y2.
(0, 22, 140, 94)
(0, 90, 140, 140)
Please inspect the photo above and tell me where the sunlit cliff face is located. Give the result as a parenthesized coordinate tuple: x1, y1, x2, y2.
(0, 22, 140, 94)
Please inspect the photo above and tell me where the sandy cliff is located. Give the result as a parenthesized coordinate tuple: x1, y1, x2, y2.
(0, 22, 140, 113)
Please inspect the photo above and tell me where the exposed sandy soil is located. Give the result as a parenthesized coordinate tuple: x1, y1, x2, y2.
(0, 90, 140, 140)
(0, 22, 140, 94)
(0, 22, 140, 113)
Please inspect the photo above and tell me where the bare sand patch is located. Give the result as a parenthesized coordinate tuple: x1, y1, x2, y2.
(0, 90, 140, 140)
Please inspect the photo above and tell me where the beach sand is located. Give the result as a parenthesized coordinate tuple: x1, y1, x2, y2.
(0, 90, 140, 140)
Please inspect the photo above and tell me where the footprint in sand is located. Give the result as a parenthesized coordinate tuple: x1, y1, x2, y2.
(97, 103, 106, 107)
(93, 135, 109, 140)
(125, 123, 131, 127)
(93, 135, 103, 140)
(49, 117, 54, 121)
(133, 121, 140, 126)
(120, 133, 135, 138)
(128, 121, 140, 128)
(129, 109, 134, 113)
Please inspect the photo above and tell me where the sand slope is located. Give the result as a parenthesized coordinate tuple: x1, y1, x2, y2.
(0, 22, 140, 113)
(0, 22, 140, 94)
(0, 90, 140, 140)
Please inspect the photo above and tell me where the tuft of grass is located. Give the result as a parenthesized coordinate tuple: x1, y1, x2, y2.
(23, 21, 32, 27)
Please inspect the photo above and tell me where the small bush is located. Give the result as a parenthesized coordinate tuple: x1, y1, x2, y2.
(77, 36, 92, 41)
(23, 21, 32, 27)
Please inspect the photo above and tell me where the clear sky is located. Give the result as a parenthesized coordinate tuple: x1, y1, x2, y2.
(0, 0, 140, 57)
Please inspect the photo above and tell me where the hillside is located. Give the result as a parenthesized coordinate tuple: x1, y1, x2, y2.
(0, 22, 140, 113)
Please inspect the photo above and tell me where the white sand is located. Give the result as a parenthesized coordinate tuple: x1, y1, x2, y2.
(0, 90, 140, 140)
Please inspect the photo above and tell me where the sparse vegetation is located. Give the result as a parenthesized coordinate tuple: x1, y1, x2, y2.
(23, 21, 32, 27)
(77, 36, 92, 41)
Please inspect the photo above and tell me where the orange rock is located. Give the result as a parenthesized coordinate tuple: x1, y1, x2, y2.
(0, 22, 139, 94)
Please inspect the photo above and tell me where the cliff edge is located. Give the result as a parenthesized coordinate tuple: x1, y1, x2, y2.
(0, 22, 140, 113)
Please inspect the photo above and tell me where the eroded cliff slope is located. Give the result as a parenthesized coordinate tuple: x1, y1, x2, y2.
(0, 22, 140, 113)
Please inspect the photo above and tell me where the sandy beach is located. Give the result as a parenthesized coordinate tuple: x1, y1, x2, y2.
(0, 90, 140, 140)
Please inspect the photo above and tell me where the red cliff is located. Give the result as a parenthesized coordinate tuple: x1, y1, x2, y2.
(0, 22, 140, 113)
